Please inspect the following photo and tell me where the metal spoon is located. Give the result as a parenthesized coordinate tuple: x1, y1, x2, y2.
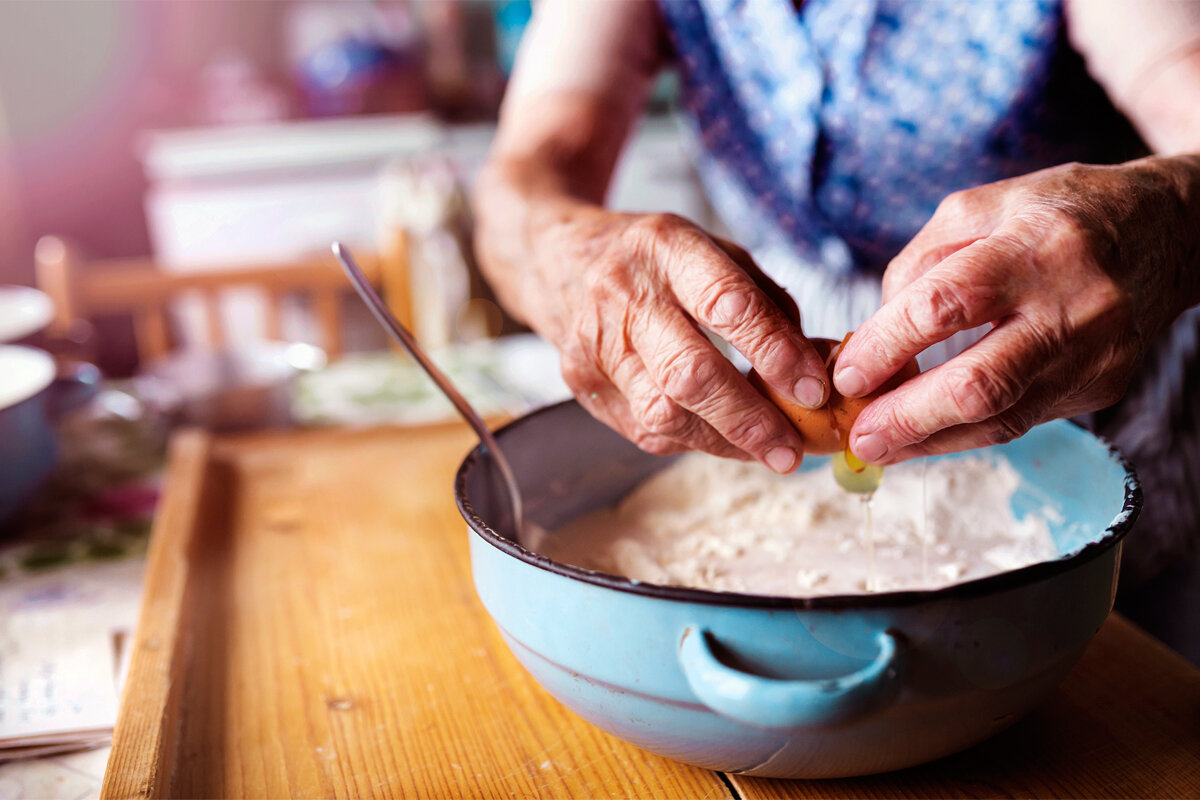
(332, 242, 524, 537)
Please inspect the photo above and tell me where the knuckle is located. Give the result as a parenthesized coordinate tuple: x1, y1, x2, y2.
(582, 259, 628, 304)
(636, 393, 690, 439)
(623, 213, 697, 277)
(945, 364, 1021, 422)
(987, 412, 1032, 446)
(660, 349, 721, 407)
(936, 189, 978, 219)
(581, 263, 611, 303)
(748, 335, 797, 373)
(913, 279, 982, 333)
(695, 277, 756, 331)
(1059, 161, 1089, 180)
(1034, 205, 1114, 262)
(719, 412, 775, 451)
(605, 348, 643, 388)
(628, 212, 687, 245)
(1035, 201, 1081, 229)
(1041, 211, 1089, 252)
(1022, 320, 1067, 364)
(874, 402, 928, 446)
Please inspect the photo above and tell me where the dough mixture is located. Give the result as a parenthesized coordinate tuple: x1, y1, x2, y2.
(536, 453, 1060, 597)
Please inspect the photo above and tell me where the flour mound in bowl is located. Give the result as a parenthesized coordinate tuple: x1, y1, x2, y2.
(536, 452, 1060, 597)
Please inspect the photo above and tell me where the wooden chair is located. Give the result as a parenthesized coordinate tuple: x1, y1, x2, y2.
(34, 234, 414, 363)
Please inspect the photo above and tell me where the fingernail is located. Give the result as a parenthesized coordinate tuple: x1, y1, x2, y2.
(793, 376, 825, 409)
(766, 446, 797, 474)
(852, 432, 887, 463)
(835, 366, 868, 398)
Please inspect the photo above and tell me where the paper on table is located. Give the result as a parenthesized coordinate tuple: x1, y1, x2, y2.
(0, 559, 143, 756)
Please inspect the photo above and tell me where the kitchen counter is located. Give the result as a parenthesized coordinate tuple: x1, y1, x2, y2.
(103, 423, 1200, 798)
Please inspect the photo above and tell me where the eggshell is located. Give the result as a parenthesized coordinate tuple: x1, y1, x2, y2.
(750, 333, 920, 455)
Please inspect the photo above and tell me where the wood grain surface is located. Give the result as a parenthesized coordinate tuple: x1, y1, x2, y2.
(104, 423, 1200, 799)
(732, 614, 1200, 800)
(104, 431, 214, 799)
(103, 424, 730, 800)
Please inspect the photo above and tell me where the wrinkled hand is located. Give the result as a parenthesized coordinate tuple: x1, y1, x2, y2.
(835, 159, 1198, 464)
(527, 208, 830, 473)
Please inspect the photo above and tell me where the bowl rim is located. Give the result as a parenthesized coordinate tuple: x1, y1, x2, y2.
(455, 400, 1142, 610)
(0, 345, 56, 412)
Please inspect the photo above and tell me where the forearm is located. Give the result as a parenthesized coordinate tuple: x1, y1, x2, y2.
(1066, 0, 1200, 310)
(1065, 0, 1200, 316)
(1066, 0, 1200, 155)
(471, 0, 663, 328)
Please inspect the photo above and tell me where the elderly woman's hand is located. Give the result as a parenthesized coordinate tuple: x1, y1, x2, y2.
(834, 157, 1200, 464)
(514, 205, 831, 472)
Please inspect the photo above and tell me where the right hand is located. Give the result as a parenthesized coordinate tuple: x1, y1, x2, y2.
(518, 206, 831, 473)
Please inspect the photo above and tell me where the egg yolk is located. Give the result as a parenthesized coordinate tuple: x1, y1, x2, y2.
(832, 448, 884, 494)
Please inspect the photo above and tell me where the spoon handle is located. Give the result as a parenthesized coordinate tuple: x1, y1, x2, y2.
(332, 242, 524, 536)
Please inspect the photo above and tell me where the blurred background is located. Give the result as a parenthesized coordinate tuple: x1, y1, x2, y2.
(0, 6, 709, 775)
(0, 0, 701, 375)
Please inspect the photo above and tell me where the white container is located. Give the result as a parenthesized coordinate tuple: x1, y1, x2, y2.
(140, 114, 710, 349)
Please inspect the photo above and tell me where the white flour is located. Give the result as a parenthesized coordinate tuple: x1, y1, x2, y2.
(537, 453, 1060, 597)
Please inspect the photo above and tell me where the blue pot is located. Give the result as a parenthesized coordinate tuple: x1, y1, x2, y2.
(456, 401, 1140, 778)
(0, 346, 99, 523)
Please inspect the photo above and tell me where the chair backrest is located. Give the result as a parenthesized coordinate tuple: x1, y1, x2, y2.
(34, 234, 413, 363)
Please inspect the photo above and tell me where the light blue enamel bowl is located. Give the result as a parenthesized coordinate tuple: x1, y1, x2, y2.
(0, 346, 100, 522)
(456, 401, 1140, 778)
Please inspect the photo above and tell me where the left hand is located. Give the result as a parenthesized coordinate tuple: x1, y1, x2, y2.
(832, 158, 1199, 464)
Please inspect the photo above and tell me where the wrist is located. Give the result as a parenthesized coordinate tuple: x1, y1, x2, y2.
(472, 156, 605, 331)
(525, 192, 602, 256)
(1137, 154, 1200, 313)
(472, 159, 577, 317)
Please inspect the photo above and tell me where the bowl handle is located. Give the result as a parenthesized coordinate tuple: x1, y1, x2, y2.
(678, 626, 905, 728)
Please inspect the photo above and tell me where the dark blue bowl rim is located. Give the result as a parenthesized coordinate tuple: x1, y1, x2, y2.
(454, 400, 1142, 610)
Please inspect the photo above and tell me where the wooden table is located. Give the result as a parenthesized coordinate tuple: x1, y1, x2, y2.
(103, 424, 1200, 799)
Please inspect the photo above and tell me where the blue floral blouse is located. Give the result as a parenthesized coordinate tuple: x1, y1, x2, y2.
(658, 0, 1144, 277)
(658, 0, 1200, 598)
